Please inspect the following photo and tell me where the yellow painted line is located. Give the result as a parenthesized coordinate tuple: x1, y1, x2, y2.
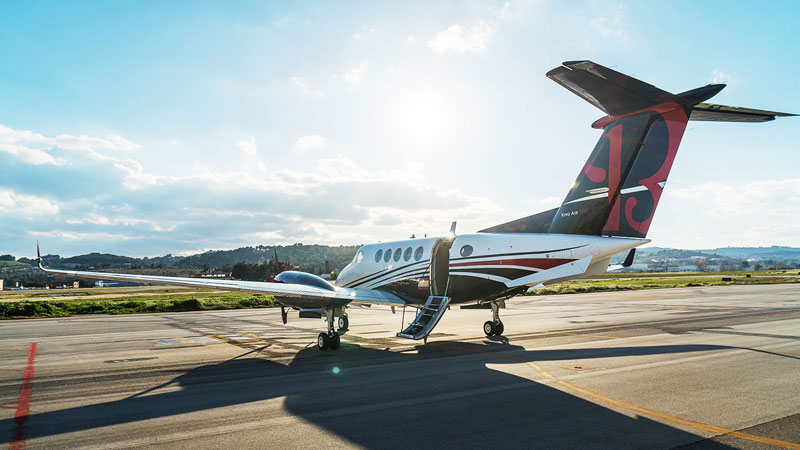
(449, 344, 800, 450)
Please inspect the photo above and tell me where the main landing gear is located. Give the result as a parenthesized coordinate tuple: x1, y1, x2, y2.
(317, 307, 348, 351)
(483, 301, 504, 337)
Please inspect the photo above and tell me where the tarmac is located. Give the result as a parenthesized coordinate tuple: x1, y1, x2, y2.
(1, 283, 799, 449)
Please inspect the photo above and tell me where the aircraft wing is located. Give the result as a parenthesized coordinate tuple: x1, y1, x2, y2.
(37, 256, 407, 307)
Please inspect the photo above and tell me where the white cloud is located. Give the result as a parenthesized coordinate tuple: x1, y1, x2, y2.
(710, 69, 732, 84)
(0, 124, 141, 167)
(496, 1, 513, 19)
(236, 136, 258, 157)
(653, 178, 800, 247)
(293, 135, 325, 153)
(669, 179, 800, 218)
(406, 35, 415, 44)
(589, 4, 627, 41)
(290, 76, 322, 96)
(429, 21, 496, 54)
(29, 230, 136, 241)
(54, 133, 141, 152)
(0, 188, 60, 216)
(342, 60, 370, 85)
(352, 24, 376, 41)
(0, 125, 65, 165)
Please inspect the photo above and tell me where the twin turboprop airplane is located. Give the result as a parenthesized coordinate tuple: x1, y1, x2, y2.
(38, 60, 795, 351)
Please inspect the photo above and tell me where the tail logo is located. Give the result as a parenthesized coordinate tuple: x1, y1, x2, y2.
(603, 105, 689, 236)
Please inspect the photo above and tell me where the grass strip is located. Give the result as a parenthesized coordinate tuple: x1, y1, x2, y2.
(525, 275, 798, 296)
(1, 295, 279, 319)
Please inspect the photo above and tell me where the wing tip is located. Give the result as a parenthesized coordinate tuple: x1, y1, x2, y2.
(36, 240, 45, 270)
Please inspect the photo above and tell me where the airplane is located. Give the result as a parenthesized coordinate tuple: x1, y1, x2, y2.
(38, 60, 795, 351)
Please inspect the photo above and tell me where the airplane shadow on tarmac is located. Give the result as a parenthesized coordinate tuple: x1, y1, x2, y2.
(1, 340, 777, 449)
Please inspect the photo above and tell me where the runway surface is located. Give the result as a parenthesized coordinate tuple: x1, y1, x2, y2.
(1, 283, 799, 449)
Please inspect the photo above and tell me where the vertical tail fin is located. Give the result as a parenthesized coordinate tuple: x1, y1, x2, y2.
(547, 61, 707, 238)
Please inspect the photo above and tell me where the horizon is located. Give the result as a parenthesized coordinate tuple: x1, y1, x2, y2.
(2, 1, 798, 258)
(14, 243, 800, 261)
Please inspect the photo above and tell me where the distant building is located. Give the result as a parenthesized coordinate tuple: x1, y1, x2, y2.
(189, 273, 232, 278)
(43, 281, 79, 289)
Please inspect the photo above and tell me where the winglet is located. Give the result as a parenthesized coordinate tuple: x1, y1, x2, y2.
(622, 248, 636, 268)
(36, 240, 43, 269)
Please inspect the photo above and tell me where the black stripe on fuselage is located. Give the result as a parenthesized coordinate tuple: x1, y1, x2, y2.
(344, 244, 587, 289)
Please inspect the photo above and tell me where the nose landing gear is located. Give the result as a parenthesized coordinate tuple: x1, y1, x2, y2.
(483, 301, 504, 337)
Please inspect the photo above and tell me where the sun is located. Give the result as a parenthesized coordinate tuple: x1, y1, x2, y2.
(384, 85, 457, 150)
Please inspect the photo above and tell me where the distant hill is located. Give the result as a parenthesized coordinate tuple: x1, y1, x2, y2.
(35, 244, 363, 274)
(609, 245, 800, 270)
(700, 246, 800, 260)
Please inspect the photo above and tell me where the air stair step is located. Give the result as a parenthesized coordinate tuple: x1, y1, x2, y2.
(396, 296, 451, 340)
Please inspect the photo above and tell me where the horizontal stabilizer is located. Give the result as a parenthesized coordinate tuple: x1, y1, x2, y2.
(690, 103, 797, 122)
(546, 60, 680, 116)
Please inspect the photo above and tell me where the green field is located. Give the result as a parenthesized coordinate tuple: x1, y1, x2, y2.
(1, 271, 797, 319)
(0, 290, 278, 319)
(526, 272, 799, 296)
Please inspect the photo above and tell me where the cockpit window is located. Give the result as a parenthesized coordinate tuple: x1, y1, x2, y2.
(460, 245, 473, 257)
(393, 248, 402, 262)
(355, 251, 364, 264)
(414, 246, 424, 261)
(403, 247, 412, 261)
(384, 249, 392, 262)
(375, 249, 383, 262)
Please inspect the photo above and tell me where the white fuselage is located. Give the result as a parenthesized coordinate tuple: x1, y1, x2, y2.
(336, 232, 647, 304)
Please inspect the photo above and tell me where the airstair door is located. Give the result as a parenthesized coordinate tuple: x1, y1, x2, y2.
(429, 235, 454, 297)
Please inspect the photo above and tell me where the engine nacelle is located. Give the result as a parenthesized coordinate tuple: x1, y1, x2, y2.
(274, 271, 335, 291)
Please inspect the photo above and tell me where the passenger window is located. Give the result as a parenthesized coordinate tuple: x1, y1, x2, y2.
(460, 245, 473, 257)
(356, 251, 364, 263)
(375, 249, 383, 262)
(414, 246, 424, 261)
(384, 249, 392, 262)
(403, 247, 412, 261)
(393, 248, 402, 262)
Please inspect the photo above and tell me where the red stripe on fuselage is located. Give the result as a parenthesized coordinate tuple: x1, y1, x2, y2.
(450, 258, 575, 270)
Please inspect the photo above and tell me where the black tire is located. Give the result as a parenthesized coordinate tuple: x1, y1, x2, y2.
(483, 320, 496, 336)
(495, 321, 504, 335)
(317, 332, 330, 351)
(337, 315, 349, 332)
(330, 332, 341, 350)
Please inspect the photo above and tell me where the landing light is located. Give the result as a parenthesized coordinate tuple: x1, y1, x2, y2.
(332, 367, 341, 374)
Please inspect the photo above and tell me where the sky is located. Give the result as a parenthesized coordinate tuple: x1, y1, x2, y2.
(1, 0, 798, 258)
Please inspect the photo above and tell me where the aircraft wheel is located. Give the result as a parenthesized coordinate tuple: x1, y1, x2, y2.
(495, 321, 504, 335)
(337, 315, 349, 332)
(330, 332, 341, 350)
(483, 321, 496, 337)
(317, 332, 330, 351)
